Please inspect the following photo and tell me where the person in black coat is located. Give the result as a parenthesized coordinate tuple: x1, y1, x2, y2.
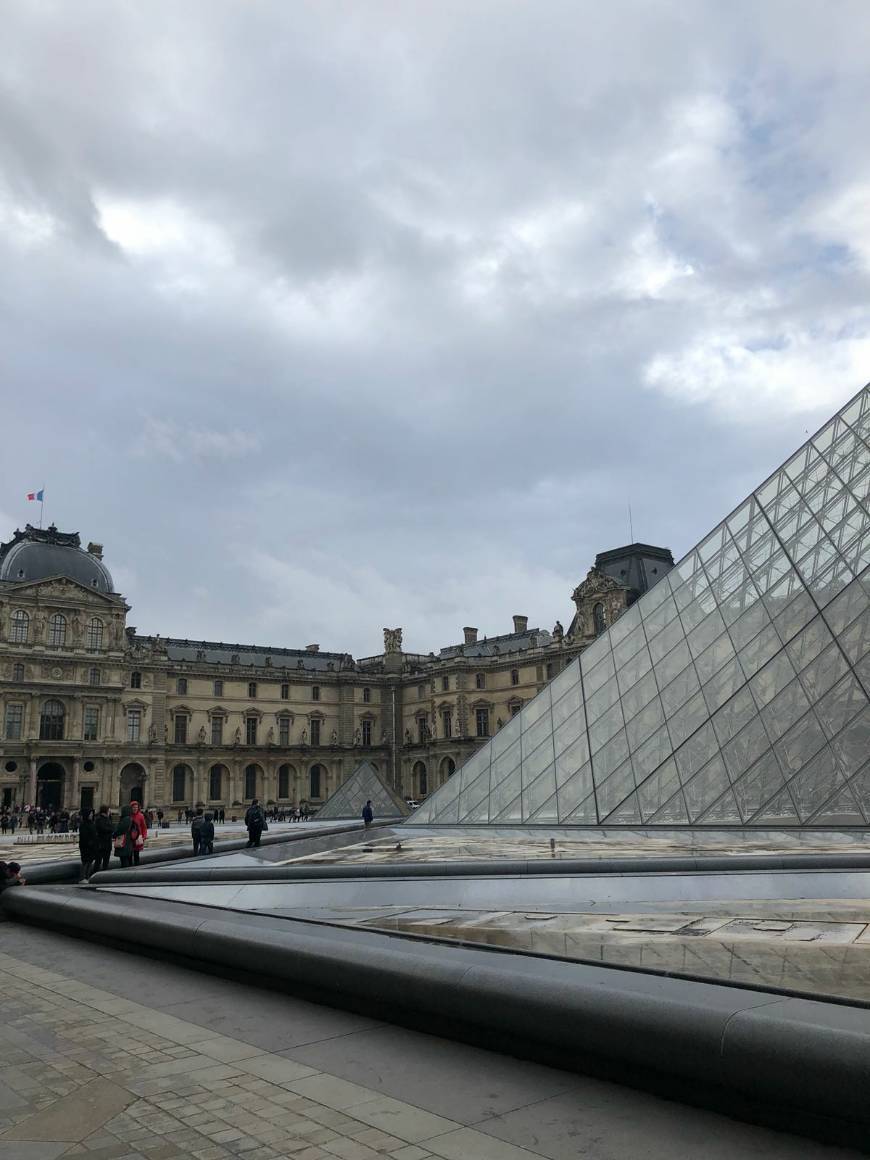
(93, 805, 114, 873)
(78, 809, 99, 880)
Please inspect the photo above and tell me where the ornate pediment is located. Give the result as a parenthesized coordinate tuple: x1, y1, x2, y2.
(6, 574, 120, 605)
(571, 567, 627, 606)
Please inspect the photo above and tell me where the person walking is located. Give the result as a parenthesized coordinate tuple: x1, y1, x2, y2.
(78, 808, 99, 880)
(112, 805, 137, 869)
(129, 800, 148, 866)
(244, 798, 265, 848)
(94, 805, 114, 873)
(362, 800, 374, 829)
(191, 808, 205, 855)
(201, 811, 215, 855)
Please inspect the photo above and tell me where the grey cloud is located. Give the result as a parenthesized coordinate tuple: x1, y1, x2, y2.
(0, 0, 868, 655)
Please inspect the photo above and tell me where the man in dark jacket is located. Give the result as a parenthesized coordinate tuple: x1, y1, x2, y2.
(362, 800, 374, 828)
(78, 809, 99, 880)
(191, 808, 205, 855)
(93, 805, 114, 873)
(201, 812, 215, 855)
(245, 799, 265, 847)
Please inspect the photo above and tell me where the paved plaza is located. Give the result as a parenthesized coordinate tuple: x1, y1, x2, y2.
(0, 924, 860, 1160)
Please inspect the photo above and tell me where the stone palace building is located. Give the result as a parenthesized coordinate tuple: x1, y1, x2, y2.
(0, 524, 673, 813)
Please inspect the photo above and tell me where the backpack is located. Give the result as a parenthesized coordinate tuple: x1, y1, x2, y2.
(192, 816, 205, 834)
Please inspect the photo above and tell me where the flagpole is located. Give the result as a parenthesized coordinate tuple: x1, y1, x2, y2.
(40, 486, 45, 530)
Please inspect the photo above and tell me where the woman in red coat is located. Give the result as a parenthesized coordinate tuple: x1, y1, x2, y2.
(129, 800, 148, 866)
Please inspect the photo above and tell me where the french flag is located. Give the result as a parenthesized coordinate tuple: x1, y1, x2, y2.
(26, 490, 44, 502)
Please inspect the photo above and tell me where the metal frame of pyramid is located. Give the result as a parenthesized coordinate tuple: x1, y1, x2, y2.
(316, 760, 411, 820)
(410, 384, 870, 827)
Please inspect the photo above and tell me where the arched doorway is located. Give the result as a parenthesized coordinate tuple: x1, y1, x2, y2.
(209, 764, 228, 803)
(119, 762, 146, 807)
(171, 763, 193, 805)
(309, 763, 326, 800)
(439, 756, 456, 786)
(37, 761, 66, 811)
(412, 761, 428, 797)
(244, 763, 263, 801)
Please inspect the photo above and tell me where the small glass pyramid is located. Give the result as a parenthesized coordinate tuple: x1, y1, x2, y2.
(317, 761, 411, 820)
(411, 384, 870, 826)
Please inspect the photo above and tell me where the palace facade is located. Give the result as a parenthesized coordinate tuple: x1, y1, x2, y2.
(0, 524, 673, 812)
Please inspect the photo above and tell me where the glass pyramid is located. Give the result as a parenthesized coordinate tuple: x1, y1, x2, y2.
(411, 384, 870, 827)
(317, 761, 411, 820)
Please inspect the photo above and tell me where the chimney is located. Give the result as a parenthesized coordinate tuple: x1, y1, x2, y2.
(463, 627, 478, 645)
(87, 542, 104, 560)
(512, 614, 528, 634)
(305, 643, 320, 653)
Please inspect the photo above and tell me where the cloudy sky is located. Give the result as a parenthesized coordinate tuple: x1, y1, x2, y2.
(1, 1, 869, 657)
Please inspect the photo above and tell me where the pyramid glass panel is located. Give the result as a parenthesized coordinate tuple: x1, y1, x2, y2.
(317, 761, 411, 820)
(409, 384, 870, 825)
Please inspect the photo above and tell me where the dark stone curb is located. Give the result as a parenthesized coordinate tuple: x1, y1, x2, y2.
(89, 848, 870, 885)
(3, 884, 870, 1141)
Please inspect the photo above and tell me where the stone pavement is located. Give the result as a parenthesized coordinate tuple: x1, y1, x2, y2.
(0, 926, 859, 1160)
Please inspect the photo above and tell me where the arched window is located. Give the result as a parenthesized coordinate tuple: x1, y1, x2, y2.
(86, 617, 103, 651)
(209, 764, 224, 801)
(40, 699, 65, 740)
(593, 602, 607, 636)
(309, 764, 324, 799)
(48, 613, 66, 648)
(413, 761, 428, 797)
(130, 671, 142, 689)
(10, 610, 29, 644)
(475, 672, 486, 690)
(12, 663, 25, 682)
(510, 668, 519, 686)
(363, 686, 371, 703)
(278, 763, 293, 798)
(244, 764, 258, 799)
(88, 666, 100, 686)
(443, 757, 456, 779)
(172, 765, 188, 802)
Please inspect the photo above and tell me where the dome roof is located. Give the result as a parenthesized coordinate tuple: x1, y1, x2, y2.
(0, 525, 115, 593)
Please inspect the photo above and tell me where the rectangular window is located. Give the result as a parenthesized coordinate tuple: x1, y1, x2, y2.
(214, 679, 223, 696)
(281, 683, 289, 700)
(310, 718, 321, 746)
(172, 766, 186, 802)
(312, 686, 320, 701)
(211, 716, 223, 745)
(442, 675, 449, 691)
(209, 767, 223, 800)
(511, 669, 519, 685)
(4, 703, 23, 740)
(361, 719, 372, 746)
(475, 673, 486, 690)
(83, 706, 100, 741)
(127, 709, 141, 742)
(442, 709, 452, 739)
(510, 702, 522, 716)
(546, 662, 554, 679)
(363, 687, 371, 703)
(475, 707, 490, 737)
(418, 685, 424, 699)
(248, 681, 258, 698)
(246, 717, 258, 745)
(417, 716, 427, 744)
(177, 677, 187, 695)
(278, 767, 290, 798)
(174, 715, 188, 744)
(279, 717, 290, 746)
(244, 766, 257, 799)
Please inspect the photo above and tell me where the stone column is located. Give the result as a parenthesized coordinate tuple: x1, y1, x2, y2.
(68, 759, 81, 811)
(28, 758, 37, 806)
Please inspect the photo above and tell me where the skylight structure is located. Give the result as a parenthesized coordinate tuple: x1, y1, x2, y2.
(317, 760, 410, 820)
(412, 385, 870, 826)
